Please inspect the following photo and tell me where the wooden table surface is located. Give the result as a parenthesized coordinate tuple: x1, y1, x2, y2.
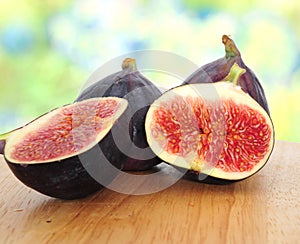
(0, 140, 299, 244)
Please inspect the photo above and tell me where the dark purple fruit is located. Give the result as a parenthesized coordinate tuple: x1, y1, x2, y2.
(183, 35, 270, 115)
(0, 140, 4, 155)
(75, 58, 162, 171)
(145, 63, 274, 184)
(0, 97, 128, 199)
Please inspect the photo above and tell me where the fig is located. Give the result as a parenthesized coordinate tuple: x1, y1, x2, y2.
(145, 63, 275, 184)
(183, 35, 270, 115)
(76, 58, 162, 171)
(0, 97, 128, 199)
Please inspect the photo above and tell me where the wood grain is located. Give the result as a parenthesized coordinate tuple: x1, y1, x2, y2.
(0, 140, 299, 244)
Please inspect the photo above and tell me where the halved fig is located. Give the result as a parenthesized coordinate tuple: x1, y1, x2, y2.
(145, 64, 274, 183)
(0, 97, 128, 199)
(76, 58, 162, 171)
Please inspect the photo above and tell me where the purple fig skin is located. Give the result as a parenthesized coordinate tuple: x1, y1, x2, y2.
(0, 135, 105, 200)
(0, 140, 5, 155)
(6, 151, 104, 200)
(183, 35, 270, 115)
(76, 58, 162, 171)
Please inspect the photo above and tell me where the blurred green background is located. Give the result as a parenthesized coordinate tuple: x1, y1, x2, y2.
(0, 0, 299, 142)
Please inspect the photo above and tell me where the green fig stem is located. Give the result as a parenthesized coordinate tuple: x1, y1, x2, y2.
(0, 131, 12, 155)
(224, 63, 246, 86)
(222, 35, 241, 59)
(122, 58, 137, 71)
(0, 132, 10, 140)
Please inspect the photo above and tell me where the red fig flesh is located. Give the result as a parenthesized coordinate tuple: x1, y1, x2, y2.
(146, 64, 274, 183)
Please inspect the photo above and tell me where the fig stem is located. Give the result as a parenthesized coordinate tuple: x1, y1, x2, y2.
(0, 131, 10, 140)
(0, 131, 12, 155)
(0, 126, 23, 140)
(222, 35, 241, 59)
(122, 58, 137, 72)
(224, 63, 246, 86)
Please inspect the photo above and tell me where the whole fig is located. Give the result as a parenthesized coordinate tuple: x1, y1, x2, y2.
(183, 35, 270, 115)
(76, 58, 162, 171)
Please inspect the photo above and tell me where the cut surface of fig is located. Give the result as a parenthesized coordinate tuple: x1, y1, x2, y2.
(5, 97, 127, 164)
(145, 82, 274, 182)
(1, 97, 128, 199)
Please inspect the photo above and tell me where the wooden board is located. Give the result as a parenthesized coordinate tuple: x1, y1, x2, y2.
(0, 140, 299, 243)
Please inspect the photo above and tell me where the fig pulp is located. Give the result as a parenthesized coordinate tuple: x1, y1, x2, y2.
(145, 63, 274, 183)
(76, 58, 162, 171)
(183, 35, 270, 115)
(1, 97, 128, 199)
